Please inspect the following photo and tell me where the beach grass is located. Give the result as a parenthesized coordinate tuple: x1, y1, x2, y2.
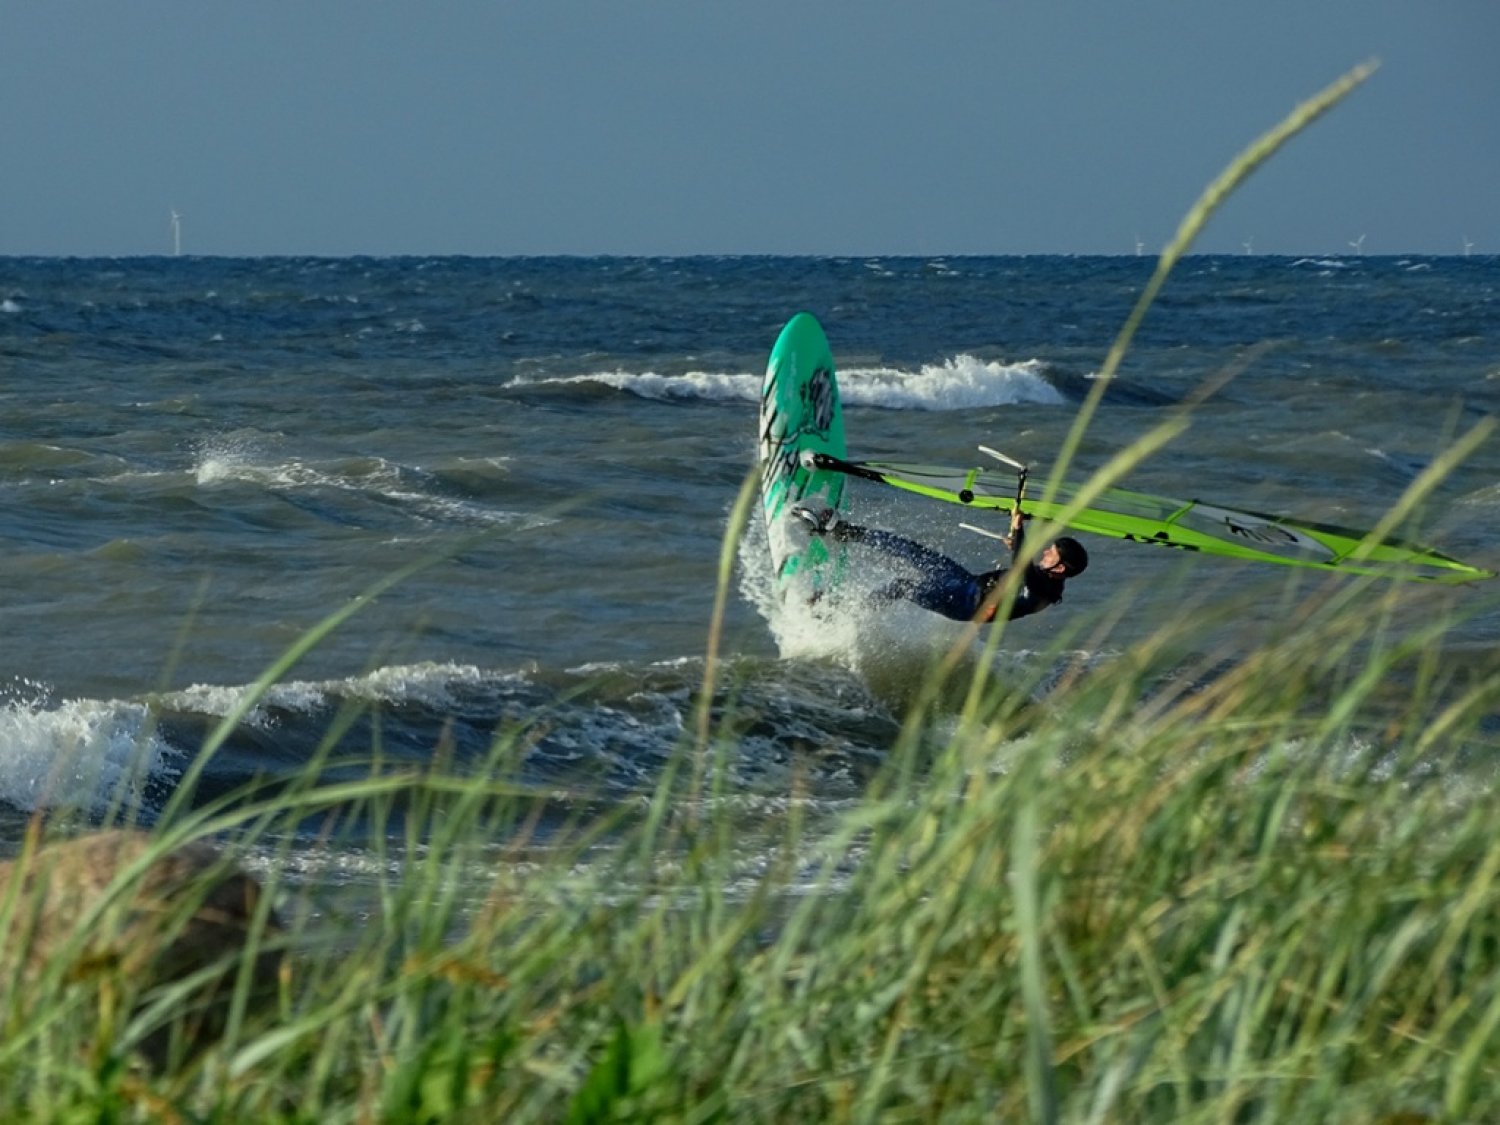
(7, 60, 1500, 1122)
(6, 553, 1500, 1122)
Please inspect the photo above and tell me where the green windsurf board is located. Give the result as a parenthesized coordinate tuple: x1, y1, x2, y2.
(758, 312, 848, 602)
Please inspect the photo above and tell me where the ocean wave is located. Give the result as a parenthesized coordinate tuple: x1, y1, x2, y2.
(0, 441, 116, 475)
(0, 687, 179, 817)
(840, 356, 1062, 410)
(190, 435, 533, 528)
(0, 656, 895, 823)
(513, 354, 1062, 411)
(1290, 257, 1354, 271)
(526, 369, 759, 403)
(153, 660, 513, 725)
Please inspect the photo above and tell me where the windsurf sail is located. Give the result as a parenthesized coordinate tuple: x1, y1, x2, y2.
(804, 451, 1493, 584)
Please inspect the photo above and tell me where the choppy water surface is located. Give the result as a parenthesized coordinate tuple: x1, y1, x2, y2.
(2, 255, 1497, 884)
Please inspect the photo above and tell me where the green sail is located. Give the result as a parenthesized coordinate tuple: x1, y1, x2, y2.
(809, 454, 1493, 585)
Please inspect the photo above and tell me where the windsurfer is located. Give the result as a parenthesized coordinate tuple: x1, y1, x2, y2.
(794, 504, 1087, 622)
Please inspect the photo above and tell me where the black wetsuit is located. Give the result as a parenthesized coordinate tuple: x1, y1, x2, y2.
(834, 521, 1064, 622)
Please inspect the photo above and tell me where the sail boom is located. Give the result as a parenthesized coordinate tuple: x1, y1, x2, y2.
(806, 453, 1492, 585)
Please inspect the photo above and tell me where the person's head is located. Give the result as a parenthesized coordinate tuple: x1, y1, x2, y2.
(1039, 537, 1088, 579)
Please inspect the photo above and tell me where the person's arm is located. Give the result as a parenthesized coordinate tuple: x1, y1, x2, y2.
(1004, 505, 1026, 560)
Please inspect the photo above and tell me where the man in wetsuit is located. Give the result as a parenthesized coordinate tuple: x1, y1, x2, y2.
(795, 503, 1087, 623)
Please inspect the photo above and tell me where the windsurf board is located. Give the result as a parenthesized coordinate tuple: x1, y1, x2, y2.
(757, 312, 848, 602)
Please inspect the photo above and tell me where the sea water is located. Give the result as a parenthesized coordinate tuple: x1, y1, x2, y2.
(1, 255, 1497, 885)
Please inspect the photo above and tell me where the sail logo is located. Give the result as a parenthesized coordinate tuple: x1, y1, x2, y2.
(1223, 518, 1298, 546)
(802, 366, 836, 433)
(760, 365, 838, 509)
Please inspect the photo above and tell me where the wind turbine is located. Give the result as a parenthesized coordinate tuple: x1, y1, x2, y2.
(1348, 233, 1365, 256)
(1242, 237, 1254, 256)
(1134, 233, 1145, 257)
(170, 209, 182, 256)
(1463, 235, 1474, 257)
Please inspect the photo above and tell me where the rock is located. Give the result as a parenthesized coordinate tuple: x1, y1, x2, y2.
(0, 827, 285, 1066)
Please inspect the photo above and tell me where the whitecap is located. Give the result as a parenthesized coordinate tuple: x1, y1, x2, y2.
(1290, 257, 1350, 270)
(517, 355, 1061, 412)
(516, 369, 760, 402)
(0, 694, 179, 815)
(192, 435, 529, 527)
(840, 356, 1062, 410)
(158, 661, 515, 722)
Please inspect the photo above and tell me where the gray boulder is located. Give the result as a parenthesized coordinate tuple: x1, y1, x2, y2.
(0, 827, 285, 1066)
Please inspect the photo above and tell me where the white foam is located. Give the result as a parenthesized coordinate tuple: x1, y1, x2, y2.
(442, 455, 514, 472)
(515, 369, 760, 402)
(1, 299, 20, 314)
(158, 661, 513, 723)
(737, 506, 958, 675)
(840, 356, 1063, 410)
(0, 694, 178, 815)
(517, 355, 1062, 412)
(192, 434, 400, 494)
(192, 432, 281, 486)
(191, 436, 530, 527)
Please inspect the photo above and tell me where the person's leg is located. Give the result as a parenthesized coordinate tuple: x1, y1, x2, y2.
(837, 525, 965, 576)
(840, 525, 982, 621)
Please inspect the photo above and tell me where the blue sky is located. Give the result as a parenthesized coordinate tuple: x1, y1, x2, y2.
(3, 2, 1496, 257)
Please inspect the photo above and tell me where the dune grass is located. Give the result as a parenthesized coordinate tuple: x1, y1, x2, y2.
(7, 558, 1500, 1123)
(6, 60, 1500, 1122)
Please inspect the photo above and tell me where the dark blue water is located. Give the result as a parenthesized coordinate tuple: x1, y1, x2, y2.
(2, 255, 1497, 868)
